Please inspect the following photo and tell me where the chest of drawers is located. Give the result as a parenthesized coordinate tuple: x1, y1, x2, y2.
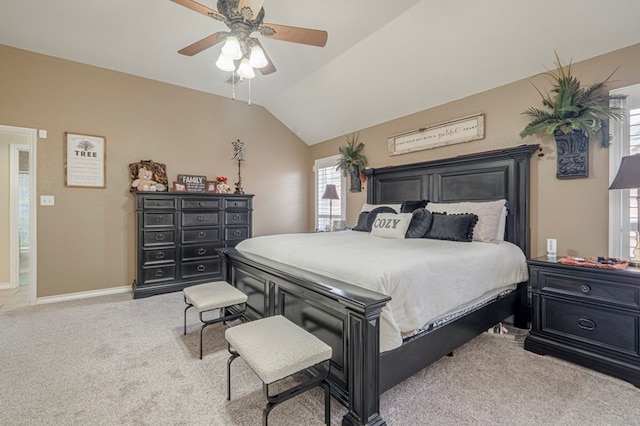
(134, 192, 253, 298)
(524, 257, 640, 387)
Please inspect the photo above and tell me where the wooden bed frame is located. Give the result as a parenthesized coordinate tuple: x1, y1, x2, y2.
(222, 144, 538, 425)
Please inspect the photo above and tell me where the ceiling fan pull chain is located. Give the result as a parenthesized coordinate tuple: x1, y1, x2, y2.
(248, 78, 252, 106)
(232, 72, 236, 100)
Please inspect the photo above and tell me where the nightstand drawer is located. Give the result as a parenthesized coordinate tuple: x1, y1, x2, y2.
(536, 270, 639, 308)
(541, 296, 639, 358)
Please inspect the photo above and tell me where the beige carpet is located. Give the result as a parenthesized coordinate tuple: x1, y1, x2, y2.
(1, 291, 639, 425)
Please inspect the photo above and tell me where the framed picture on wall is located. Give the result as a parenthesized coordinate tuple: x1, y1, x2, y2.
(65, 132, 106, 188)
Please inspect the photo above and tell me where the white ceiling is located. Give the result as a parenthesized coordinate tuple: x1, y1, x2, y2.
(1, 0, 640, 145)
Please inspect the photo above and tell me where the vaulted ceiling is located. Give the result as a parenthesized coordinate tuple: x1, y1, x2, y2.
(1, 0, 639, 145)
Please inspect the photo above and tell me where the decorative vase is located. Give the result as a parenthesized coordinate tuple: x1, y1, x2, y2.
(349, 167, 362, 192)
(554, 129, 589, 179)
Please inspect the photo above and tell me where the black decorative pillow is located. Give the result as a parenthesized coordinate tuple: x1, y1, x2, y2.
(425, 213, 479, 242)
(366, 206, 397, 232)
(405, 208, 434, 238)
(400, 199, 429, 213)
(352, 211, 370, 232)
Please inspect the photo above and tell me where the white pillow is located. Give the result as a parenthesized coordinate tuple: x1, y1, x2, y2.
(360, 203, 401, 213)
(370, 213, 412, 239)
(496, 206, 507, 241)
(426, 199, 506, 242)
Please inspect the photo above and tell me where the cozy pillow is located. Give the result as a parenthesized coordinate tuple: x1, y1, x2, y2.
(352, 211, 370, 232)
(425, 213, 479, 242)
(405, 208, 434, 238)
(400, 199, 428, 213)
(426, 199, 506, 242)
(360, 203, 401, 213)
(370, 212, 412, 239)
(366, 206, 397, 232)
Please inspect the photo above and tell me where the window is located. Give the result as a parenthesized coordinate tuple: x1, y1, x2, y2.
(314, 155, 346, 231)
(609, 84, 640, 259)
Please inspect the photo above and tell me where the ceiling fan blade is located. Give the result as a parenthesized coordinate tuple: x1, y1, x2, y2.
(259, 23, 328, 47)
(178, 31, 228, 56)
(170, 0, 226, 21)
(255, 40, 276, 75)
(238, 0, 264, 21)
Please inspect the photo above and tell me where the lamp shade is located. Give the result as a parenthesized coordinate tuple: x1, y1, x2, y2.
(609, 154, 640, 190)
(215, 53, 236, 72)
(221, 36, 242, 60)
(249, 45, 268, 68)
(322, 184, 339, 200)
(237, 58, 255, 79)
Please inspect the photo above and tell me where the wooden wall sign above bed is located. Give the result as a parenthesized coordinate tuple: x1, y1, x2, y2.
(388, 113, 485, 156)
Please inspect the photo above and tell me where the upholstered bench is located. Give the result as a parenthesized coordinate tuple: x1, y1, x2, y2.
(183, 281, 247, 359)
(225, 315, 332, 426)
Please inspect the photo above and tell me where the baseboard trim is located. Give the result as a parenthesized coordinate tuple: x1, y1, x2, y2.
(36, 285, 132, 305)
(0, 282, 13, 290)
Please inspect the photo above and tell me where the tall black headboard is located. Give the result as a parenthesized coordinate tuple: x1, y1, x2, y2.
(363, 144, 539, 258)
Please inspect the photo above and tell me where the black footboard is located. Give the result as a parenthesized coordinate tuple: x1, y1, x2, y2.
(223, 248, 390, 426)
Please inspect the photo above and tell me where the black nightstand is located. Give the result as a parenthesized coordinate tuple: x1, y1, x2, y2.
(525, 256, 640, 387)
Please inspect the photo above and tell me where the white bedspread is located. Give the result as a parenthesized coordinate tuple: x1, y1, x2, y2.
(236, 231, 528, 352)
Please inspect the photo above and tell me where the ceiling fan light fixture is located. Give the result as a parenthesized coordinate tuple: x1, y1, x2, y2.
(215, 52, 236, 72)
(237, 58, 256, 79)
(249, 45, 268, 68)
(221, 36, 242, 60)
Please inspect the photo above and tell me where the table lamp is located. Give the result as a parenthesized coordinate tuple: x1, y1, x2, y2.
(609, 153, 640, 266)
(322, 184, 339, 231)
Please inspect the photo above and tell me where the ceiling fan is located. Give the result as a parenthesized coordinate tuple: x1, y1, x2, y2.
(170, 0, 328, 77)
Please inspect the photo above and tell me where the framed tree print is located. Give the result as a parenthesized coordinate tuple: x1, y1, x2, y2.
(65, 132, 106, 188)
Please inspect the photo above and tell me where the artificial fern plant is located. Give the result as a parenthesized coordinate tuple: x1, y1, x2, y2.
(519, 52, 627, 147)
(336, 132, 368, 176)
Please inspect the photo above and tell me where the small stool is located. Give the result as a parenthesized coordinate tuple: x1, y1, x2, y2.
(225, 315, 332, 426)
(183, 281, 248, 359)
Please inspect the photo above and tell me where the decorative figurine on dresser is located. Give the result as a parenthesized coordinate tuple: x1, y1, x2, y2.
(525, 256, 640, 387)
(134, 192, 253, 298)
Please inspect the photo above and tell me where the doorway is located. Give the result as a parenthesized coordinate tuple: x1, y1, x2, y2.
(0, 125, 37, 309)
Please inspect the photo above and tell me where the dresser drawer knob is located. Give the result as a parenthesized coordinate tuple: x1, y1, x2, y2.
(197, 248, 207, 255)
(154, 269, 166, 277)
(197, 215, 206, 222)
(155, 234, 165, 241)
(233, 230, 241, 236)
(197, 231, 206, 239)
(577, 317, 596, 331)
(233, 214, 241, 221)
(197, 264, 206, 272)
(155, 252, 165, 259)
(579, 284, 591, 293)
(199, 202, 205, 206)
(154, 216, 166, 223)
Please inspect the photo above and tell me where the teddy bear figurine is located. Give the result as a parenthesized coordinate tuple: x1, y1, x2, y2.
(131, 167, 165, 192)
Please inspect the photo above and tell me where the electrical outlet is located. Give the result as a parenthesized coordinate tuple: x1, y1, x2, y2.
(40, 195, 54, 206)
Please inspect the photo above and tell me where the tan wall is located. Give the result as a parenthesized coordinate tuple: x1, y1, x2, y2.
(310, 43, 640, 258)
(0, 44, 310, 297)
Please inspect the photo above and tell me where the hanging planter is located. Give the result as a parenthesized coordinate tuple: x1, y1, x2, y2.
(519, 52, 627, 178)
(554, 129, 589, 179)
(336, 132, 368, 193)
